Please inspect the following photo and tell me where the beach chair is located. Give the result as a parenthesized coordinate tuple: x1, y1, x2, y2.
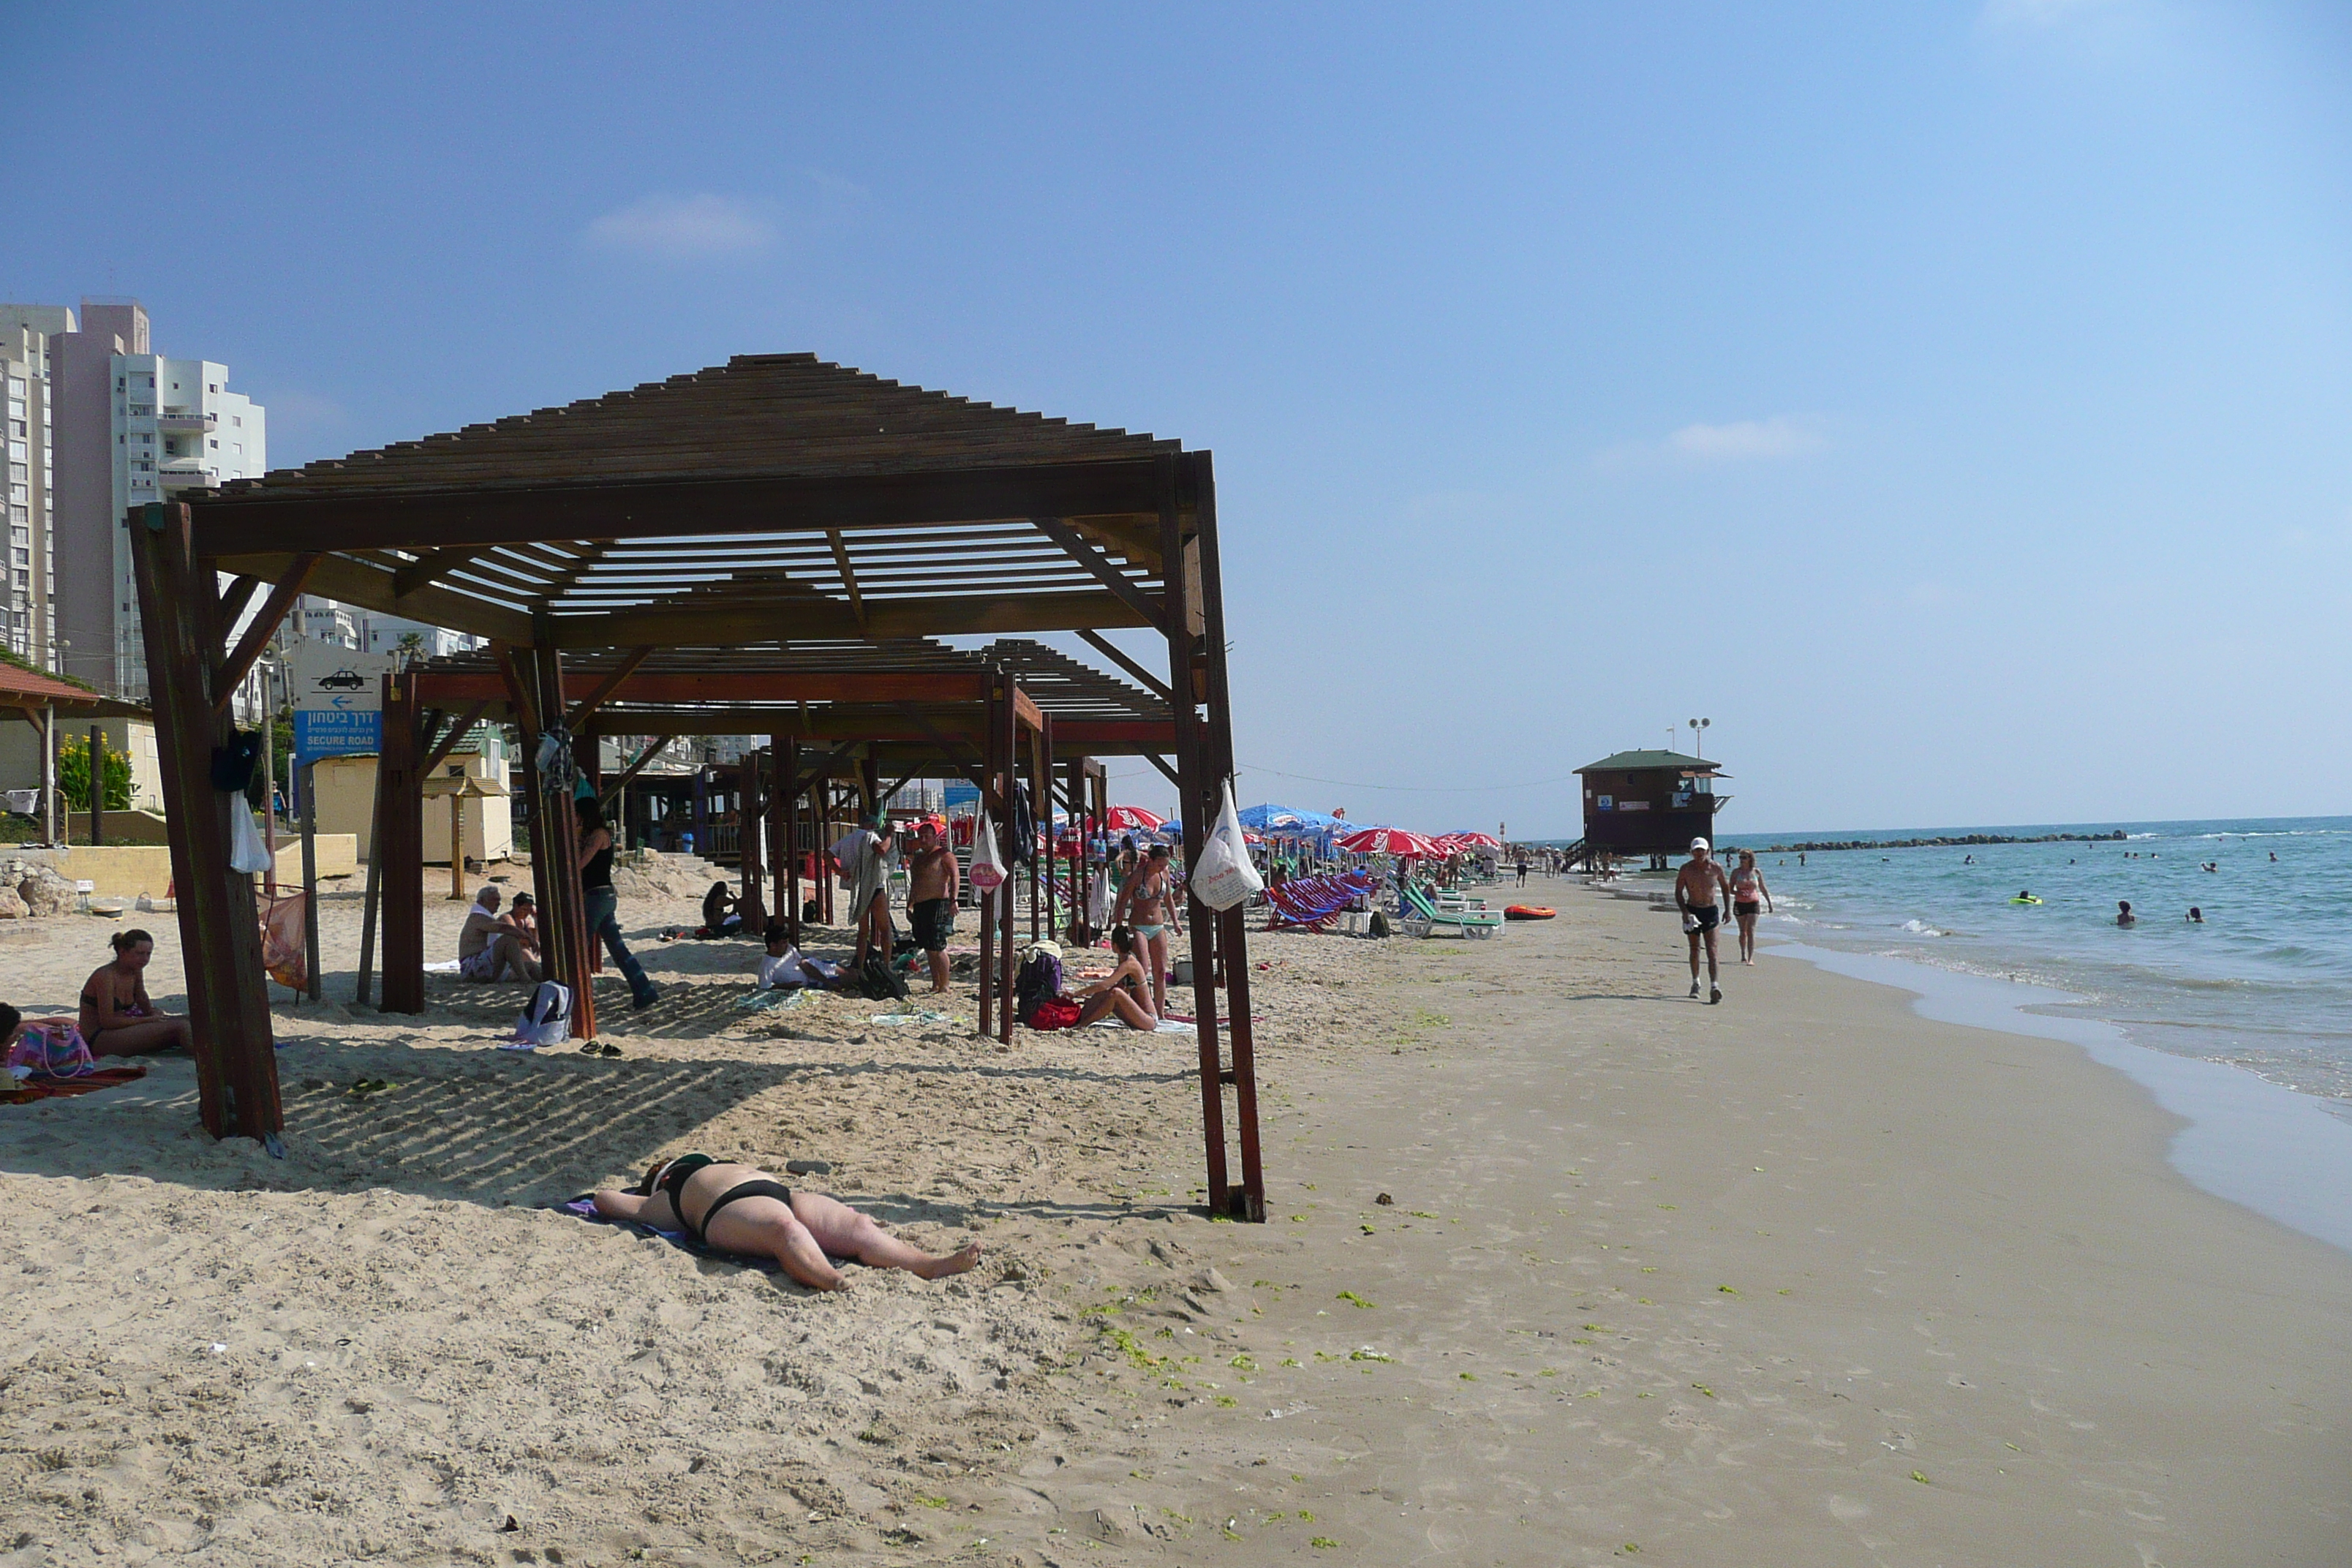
(1264, 871, 1375, 932)
(1401, 885, 1504, 940)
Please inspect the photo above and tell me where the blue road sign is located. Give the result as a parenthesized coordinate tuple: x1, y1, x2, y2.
(294, 708, 382, 767)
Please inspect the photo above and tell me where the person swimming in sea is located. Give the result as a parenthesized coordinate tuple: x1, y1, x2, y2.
(2117, 900, 2136, 927)
(2187, 907, 2204, 923)
(592, 1156, 980, 1292)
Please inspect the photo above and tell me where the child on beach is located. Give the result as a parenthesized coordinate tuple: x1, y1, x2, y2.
(77, 930, 192, 1055)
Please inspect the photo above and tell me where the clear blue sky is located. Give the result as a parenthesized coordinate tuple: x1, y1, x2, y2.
(9, 1, 2348, 834)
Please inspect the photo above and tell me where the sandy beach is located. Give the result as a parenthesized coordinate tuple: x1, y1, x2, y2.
(1, 866, 2346, 1565)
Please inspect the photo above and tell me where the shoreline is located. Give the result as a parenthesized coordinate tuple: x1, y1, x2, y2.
(1768, 940, 2352, 1259)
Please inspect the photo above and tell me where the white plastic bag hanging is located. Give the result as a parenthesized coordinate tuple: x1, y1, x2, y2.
(968, 807, 1007, 892)
(229, 801, 273, 875)
(1188, 783, 1266, 912)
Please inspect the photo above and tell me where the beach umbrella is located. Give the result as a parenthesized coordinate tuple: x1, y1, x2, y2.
(1338, 826, 1443, 859)
(1446, 831, 1502, 848)
(1104, 804, 1166, 832)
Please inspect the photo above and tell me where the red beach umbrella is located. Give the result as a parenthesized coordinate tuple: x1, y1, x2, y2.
(1447, 831, 1502, 848)
(1103, 805, 1166, 832)
(1338, 826, 1444, 859)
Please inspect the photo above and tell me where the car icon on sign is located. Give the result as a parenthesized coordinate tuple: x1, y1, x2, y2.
(317, 669, 369, 690)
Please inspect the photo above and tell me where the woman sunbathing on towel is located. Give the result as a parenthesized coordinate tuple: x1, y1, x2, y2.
(78, 930, 192, 1056)
(592, 1157, 981, 1292)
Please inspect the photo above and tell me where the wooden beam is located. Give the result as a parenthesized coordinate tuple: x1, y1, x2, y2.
(128, 502, 279, 1143)
(1076, 628, 1177, 706)
(217, 550, 535, 647)
(1030, 516, 1166, 631)
(393, 545, 491, 598)
(1011, 687, 1044, 734)
(546, 587, 1150, 650)
(1142, 752, 1181, 789)
(598, 736, 668, 812)
(216, 574, 261, 635)
(490, 642, 540, 739)
(826, 529, 867, 633)
(211, 553, 320, 714)
(189, 459, 1172, 558)
(412, 669, 990, 707)
(421, 700, 490, 775)
(565, 646, 655, 730)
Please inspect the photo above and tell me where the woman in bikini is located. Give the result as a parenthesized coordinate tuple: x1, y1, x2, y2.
(592, 1157, 981, 1292)
(1111, 843, 1182, 1019)
(1729, 851, 1774, 965)
(78, 930, 193, 1056)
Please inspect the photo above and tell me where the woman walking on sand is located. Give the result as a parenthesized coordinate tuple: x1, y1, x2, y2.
(78, 929, 193, 1055)
(576, 795, 661, 1011)
(1730, 850, 1774, 965)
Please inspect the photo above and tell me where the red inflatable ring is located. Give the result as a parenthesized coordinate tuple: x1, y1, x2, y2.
(1504, 905, 1556, 920)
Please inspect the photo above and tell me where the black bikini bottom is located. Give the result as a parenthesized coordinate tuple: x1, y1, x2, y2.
(690, 1178, 795, 1245)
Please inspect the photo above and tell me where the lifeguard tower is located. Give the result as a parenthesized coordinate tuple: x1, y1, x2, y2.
(1570, 750, 1730, 871)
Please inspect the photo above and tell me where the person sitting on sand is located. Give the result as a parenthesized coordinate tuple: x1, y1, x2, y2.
(78, 930, 192, 1056)
(1021, 932, 1160, 1032)
(2117, 900, 2137, 927)
(755, 921, 829, 990)
(458, 886, 541, 983)
(0, 1003, 20, 1058)
(592, 1156, 980, 1292)
(701, 881, 746, 936)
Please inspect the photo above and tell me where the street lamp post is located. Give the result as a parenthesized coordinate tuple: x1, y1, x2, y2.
(1688, 717, 1710, 760)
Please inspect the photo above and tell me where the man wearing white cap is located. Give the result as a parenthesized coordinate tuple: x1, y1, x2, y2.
(1674, 837, 1734, 1004)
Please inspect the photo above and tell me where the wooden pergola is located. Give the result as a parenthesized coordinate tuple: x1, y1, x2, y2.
(148, 354, 1264, 1217)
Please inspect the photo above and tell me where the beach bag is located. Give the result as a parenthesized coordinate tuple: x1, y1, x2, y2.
(1014, 947, 1063, 1023)
(859, 951, 908, 1002)
(6, 1020, 94, 1079)
(968, 807, 1007, 892)
(509, 980, 573, 1046)
(1028, 997, 1083, 1031)
(229, 802, 274, 875)
(1188, 785, 1265, 913)
(209, 730, 261, 792)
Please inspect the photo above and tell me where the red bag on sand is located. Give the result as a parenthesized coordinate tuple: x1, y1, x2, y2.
(1028, 998, 1083, 1031)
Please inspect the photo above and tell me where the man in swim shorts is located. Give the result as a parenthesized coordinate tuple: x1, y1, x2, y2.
(905, 820, 959, 994)
(1675, 837, 1733, 1004)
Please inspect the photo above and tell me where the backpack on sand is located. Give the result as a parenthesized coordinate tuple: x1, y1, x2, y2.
(1014, 947, 1064, 1025)
(509, 981, 573, 1047)
(859, 951, 908, 1003)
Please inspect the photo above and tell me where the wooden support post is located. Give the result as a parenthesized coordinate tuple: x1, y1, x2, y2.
(354, 742, 390, 1006)
(126, 501, 279, 1145)
(783, 738, 802, 946)
(1039, 715, 1058, 945)
(301, 759, 322, 1003)
(1158, 457, 1229, 1215)
(769, 734, 791, 936)
(379, 672, 426, 1013)
(691, 764, 708, 857)
(976, 681, 996, 1034)
(448, 791, 467, 901)
(531, 643, 595, 1041)
(997, 668, 1017, 1044)
(88, 725, 104, 844)
(1190, 451, 1265, 1221)
(42, 704, 56, 845)
(739, 752, 765, 928)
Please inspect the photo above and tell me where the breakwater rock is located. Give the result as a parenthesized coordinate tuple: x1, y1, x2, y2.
(1752, 831, 2130, 854)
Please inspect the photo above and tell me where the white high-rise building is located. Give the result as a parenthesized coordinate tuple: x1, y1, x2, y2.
(45, 300, 267, 700)
(103, 351, 267, 697)
(0, 304, 71, 668)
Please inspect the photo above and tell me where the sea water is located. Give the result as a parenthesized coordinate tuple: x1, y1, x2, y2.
(1719, 815, 2352, 1110)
